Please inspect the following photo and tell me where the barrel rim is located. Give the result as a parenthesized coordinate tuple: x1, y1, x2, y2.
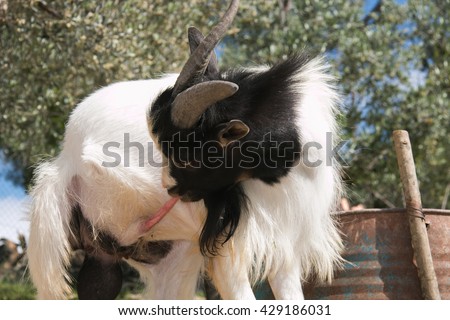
(334, 208, 450, 217)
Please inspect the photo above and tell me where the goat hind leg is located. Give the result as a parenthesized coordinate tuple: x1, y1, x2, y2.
(268, 267, 304, 300)
(129, 240, 203, 299)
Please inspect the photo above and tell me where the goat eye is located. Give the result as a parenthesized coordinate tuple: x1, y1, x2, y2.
(196, 114, 205, 127)
(171, 154, 193, 168)
(176, 159, 192, 166)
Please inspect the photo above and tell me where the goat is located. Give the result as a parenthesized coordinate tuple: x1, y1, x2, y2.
(28, 0, 343, 300)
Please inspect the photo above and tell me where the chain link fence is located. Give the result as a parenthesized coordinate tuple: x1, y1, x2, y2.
(0, 163, 30, 287)
(0, 171, 29, 244)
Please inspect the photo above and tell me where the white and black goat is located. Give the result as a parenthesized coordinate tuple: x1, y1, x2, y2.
(28, 0, 343, 300)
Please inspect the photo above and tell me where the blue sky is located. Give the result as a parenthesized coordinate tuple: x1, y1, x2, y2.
(364, 0, 378, 13)
(0, 159, 26, 198)
(0, 158, 29, 242)
(364, 0, 407, 13)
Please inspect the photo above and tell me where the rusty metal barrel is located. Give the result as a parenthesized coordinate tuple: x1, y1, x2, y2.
(303, 208, 450, 299)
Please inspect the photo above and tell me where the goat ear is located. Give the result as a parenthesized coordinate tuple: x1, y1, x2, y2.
(216, 120, 250, 146)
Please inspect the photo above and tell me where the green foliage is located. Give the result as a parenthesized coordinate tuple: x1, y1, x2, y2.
(221, 0, 449, 208)
(1, 0, 449, 208)
(0, 279, 36, 299)
(0, 0, 222, 185)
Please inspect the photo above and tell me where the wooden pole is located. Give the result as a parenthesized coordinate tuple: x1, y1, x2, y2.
(393, 130, 441, 299)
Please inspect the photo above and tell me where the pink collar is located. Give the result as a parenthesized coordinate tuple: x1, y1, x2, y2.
(140, 197, 179, 233)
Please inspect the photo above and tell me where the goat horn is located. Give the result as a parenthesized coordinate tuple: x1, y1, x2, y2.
(172, 0, 239, 96)
(188, 26, 219, 77)
(171, 80, 239, 129)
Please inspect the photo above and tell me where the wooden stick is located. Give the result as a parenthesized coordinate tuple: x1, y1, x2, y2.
(393, 130, 441, 299)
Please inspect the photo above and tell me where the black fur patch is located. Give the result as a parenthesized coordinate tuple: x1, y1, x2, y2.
(70, 205, 173, 299)
(71, 205, 173, 264)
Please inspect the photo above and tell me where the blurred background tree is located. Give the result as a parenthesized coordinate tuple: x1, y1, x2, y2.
(1, 0, 449, 208)
(0, 0, 226, 185)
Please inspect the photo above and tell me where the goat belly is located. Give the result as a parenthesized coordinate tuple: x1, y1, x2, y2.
(77, 254, 123, 300)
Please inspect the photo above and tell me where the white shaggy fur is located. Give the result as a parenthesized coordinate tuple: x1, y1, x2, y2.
(28, 57, 343, 299)
(208, 58, 344, 299)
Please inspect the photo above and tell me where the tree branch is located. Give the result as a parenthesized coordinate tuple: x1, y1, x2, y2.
(36, 0, 63, 19)
(278, 0, 292, 26)
(368, 187, 396, 208)
(363, 0, 383, 26)
(0, 0, 7, 21)
(442, 183, 450, 210)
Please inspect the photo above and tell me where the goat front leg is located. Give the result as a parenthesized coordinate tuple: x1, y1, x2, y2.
(207, 242, 255, 300)
(268, 267, 304, 300)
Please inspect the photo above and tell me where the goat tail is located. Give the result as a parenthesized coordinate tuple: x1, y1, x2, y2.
(28, 158, 75, 299)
